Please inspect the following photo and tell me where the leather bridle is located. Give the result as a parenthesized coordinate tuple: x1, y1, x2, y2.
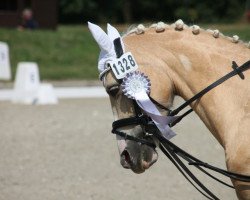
(102, 38, 250, 200)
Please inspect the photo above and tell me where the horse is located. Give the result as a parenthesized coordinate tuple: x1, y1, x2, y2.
(88, 20, 250, 200)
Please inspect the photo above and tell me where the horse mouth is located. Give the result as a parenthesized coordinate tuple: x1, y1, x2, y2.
(117, 126, 158, 173)
(120, 150, 132, 169)
(120, 147, 158, 173)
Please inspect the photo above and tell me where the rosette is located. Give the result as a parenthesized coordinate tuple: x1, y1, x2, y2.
(121, 71, 151, 99)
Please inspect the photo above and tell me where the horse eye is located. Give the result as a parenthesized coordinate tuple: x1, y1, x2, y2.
(107, 85, 120, 96)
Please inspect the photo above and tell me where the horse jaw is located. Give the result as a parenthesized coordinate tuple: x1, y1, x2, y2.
(116, 126, 158, 174)
(103, 69, 159, 173)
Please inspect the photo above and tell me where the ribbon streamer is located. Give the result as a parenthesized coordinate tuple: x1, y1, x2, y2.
(134, 91, 177, 140)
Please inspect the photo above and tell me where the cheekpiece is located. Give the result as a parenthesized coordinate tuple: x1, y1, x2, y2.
(121, 71, 151, 99)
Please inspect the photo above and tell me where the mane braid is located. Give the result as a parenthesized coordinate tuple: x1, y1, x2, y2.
(123, 19, 250, 49)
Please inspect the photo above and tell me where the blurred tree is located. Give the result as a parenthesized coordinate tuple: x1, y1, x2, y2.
(122, 0, 132, 23)
(247, 0, 250, 9)
(59, 0, 246, 24)
(174, 0, 245, 23)
(59, 0, 98, 23)
(246, 0, 250, 22)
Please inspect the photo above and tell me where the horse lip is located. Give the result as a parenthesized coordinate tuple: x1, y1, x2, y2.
(142, 161, 150, 170)
(143, 156, 157, 170)
(142, 149, 158, 170)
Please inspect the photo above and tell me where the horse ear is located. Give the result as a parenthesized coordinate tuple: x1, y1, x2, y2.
(88, 22, 113, 53)
(107, 23, 125, 52)
(88, 22, 116, 73)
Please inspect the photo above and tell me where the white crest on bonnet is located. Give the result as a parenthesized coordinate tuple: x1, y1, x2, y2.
(88, 22, 125, 73)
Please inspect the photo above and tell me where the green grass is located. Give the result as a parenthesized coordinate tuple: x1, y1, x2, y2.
(0, 25, 100, 80)
(0, 24, 249, 80)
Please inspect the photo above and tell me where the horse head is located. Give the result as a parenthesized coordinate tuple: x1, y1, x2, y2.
(88, 22, 175, 173)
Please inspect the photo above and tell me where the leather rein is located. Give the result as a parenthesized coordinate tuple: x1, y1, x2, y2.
(104, 38, 250, 200)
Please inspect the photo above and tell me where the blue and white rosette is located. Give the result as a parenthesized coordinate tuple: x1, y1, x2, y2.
(122, 71, 177, 140)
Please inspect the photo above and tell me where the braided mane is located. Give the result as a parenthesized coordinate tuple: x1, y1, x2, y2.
(123, 19, 250, 49)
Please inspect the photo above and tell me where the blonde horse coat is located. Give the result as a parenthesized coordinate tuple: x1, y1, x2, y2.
(120, 22, 250, 200)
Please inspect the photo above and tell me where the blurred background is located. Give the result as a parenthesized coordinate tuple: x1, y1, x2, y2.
(0, 1, 249, 200)
(0, 0, 249, 81)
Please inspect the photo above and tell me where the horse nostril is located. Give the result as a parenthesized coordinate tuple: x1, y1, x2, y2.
(121, 150, 132, 169)
(123, 150, 131, 163)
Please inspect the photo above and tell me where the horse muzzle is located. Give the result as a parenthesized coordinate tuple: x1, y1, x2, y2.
(120, 146, 158, 173)
(116, 125, 158, 173)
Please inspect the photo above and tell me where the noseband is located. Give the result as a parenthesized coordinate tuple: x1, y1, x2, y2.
(104, 38, 250, 200)
(112, 112, 157, 149)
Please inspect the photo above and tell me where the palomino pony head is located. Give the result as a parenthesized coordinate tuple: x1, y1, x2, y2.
(88, 21, 250, 199)
(88, 22, 175, 173)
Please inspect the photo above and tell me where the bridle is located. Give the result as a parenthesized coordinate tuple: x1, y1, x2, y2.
(102, 38, 250, 200)
(112, 102, 157, 149)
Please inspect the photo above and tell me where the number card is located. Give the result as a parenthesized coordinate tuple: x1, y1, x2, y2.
(107, 52, 138, 79)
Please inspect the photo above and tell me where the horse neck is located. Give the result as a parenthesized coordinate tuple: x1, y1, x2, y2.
(125, 28, 250, 147)
(157, 29, 250, 147)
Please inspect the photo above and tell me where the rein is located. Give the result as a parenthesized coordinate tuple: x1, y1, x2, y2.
(168, 60, 250, 126)
(107, 38, 250, 200)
